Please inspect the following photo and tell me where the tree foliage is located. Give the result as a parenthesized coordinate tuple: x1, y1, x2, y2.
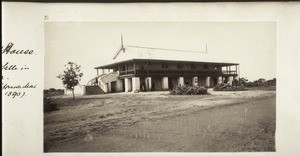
(233, 77, 276, 87)
(57, 62, 83, 99)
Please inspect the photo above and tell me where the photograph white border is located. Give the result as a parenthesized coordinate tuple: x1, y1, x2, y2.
(2, 2, 300, 156)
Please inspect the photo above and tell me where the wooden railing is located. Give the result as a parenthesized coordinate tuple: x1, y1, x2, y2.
(118, 69, 237, 76)
(222, 70, 238, 74)
(119, 69, 135, 76)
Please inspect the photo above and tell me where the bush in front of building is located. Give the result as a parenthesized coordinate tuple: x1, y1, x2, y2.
(171, 85, 208, 95)
(213, 83, 244, 91)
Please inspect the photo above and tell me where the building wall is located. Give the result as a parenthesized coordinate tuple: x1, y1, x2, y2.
(135, 62, 145, 69)
(152, 77, 162, 91)
(211, 77, 217, 87)
(170, 77, 178, 88)
(140, 77, 146, 91)
(134, 61, 222, 71)
(127, 63, 134, 70)
(116, 79, 124, 92)
(198, 77, 206, 86)
(149, 62, 160, 69)
(184, 77, 193, 85)
(166, 62, 177, 70)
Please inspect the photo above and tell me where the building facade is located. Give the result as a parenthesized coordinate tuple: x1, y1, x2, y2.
(92, 58, 238, 93)
(85, 43, 239, 94)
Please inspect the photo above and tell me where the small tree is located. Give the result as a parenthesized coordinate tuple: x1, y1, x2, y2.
(57, 62, 83, 100)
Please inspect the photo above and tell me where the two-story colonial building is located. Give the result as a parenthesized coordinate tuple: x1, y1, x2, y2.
(87, 42, 239, 94)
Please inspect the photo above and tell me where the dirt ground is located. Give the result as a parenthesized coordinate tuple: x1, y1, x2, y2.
(44, 88, 276, 152)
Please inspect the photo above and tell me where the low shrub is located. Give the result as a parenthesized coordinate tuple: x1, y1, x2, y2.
(235, 77, 276, 87)
(214, 83, 244, 91)
(44, 89, 64, 97)
(44, 97, 59, 113)
(246, 78, 276, 87)
(171, 85, 208, 95)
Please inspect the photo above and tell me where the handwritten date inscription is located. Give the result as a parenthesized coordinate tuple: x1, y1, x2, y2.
(2, 82, 37, 99)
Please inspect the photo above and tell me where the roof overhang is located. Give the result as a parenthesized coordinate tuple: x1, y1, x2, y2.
(94, 59, 239, 69)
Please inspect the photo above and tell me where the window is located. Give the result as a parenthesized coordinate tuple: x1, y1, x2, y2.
(204, 65, 209, 69)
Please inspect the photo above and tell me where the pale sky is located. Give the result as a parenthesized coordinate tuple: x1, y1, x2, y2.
(45, 22, 276, 89)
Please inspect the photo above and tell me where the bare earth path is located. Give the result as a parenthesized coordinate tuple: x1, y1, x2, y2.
(45, 90, 275, 152)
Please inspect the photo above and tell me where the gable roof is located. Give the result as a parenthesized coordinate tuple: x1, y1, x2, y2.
(96, 42, 239, 69)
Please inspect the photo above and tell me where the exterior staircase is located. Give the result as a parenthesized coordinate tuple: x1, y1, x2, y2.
(86, 72, 119, 94)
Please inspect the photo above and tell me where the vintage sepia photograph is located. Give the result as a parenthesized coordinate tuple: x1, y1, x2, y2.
(44, 22, 276, 152)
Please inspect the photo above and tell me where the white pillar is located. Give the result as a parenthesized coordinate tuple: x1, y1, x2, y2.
(228, 76, 234, 85)
(125, 78, 132, 92)
(192, 77, 198, 86)
(178, 77, 184, 86)
(132, 77, 140, 92)
(206, 76, 211, 87)
(145, 77, 152, 91)
(218, 76, 223, 84)
(116, 79, 123, 92)
(162, 77, 169, 90)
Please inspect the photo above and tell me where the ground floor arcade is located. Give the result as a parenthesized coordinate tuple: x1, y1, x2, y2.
(106, 75, 237, 93)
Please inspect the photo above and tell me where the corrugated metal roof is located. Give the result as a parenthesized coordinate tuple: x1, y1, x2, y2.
(95, 45, 239, 69)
